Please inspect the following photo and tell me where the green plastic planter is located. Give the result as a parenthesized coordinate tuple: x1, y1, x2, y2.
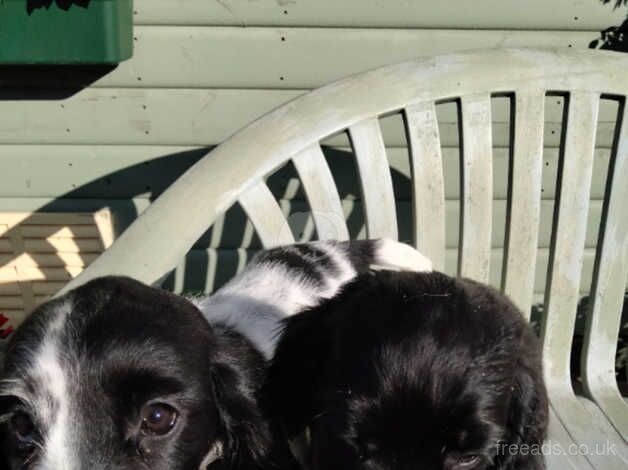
(0, 0, 133, 64)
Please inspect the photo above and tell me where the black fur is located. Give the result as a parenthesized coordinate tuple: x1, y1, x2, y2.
(266, 271, 548, 470)
(0, 276, 296, 469)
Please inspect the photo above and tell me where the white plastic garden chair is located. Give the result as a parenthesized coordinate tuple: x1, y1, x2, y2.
(62, 48, 628, 469)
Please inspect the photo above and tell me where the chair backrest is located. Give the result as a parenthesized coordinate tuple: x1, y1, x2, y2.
(62, 48, 628, 467)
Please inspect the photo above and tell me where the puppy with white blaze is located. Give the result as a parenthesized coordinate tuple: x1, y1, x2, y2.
(0, 239, 432, 470)
(266, 271, 549, 470)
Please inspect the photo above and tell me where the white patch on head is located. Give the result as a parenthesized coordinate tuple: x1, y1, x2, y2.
(373, 238, 433, 272)
(22, 299, 77, 470)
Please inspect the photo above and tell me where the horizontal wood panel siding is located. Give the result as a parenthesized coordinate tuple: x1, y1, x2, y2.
(133, 0, 625, 30)
(0, 89, 302, 145)
(1, 0, 625, 299)
(105, 27, 599, 89)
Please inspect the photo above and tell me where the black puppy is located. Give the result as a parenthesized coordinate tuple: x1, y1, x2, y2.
(0, 239, 431, 469)
(0, 277, 286, 470)
(267, 271, 548, 470)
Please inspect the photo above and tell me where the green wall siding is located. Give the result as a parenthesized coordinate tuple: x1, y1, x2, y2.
(1, 0, 626, 297)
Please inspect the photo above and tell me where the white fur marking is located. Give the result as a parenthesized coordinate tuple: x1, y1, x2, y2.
(194, 261, 321, 359)
(314, 242, 357, 298)
(374, 238, 433, 272)
(29, 300, 76, 470)
(195, 241, 365, 358)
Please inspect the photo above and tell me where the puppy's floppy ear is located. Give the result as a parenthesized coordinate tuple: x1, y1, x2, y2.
(500, 329, 548, 470)
(264, 307, 334, 441)
(0, 396, 14, 469)
(209, 339, 273, 468)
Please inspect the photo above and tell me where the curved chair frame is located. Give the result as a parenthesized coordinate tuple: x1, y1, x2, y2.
(63, 49, 628, 469)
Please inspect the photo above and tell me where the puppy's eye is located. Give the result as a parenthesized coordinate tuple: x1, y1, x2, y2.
(455, 454, 480, 468)
(140, 403, 178, 436)
(10, 412, 36, 444)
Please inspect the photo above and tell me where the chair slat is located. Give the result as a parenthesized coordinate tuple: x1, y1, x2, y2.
(348, 118, 398, 239)
(583, 101, 628, 438)
(543, 91, 599, 388)
(239, 181, 295, 248)
(292, 144, 350, 241)
(404, 102, 446, 271)
(459, 93, 493, 283)
(502, 90, 545, 318)
(542, 92, 628, 465)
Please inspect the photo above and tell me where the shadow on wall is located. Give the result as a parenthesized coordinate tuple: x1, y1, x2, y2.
(0, 65, 116, 99)
(0, 146, 209, 287)
(0, 147, 403, 301)
(590, 0, 628, 51)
